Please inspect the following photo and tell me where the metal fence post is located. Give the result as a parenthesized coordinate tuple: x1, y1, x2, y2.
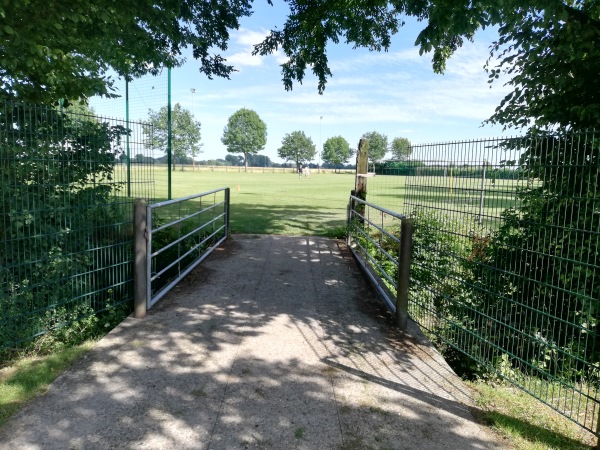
(125, 79, 131, 197)
(225, 187, 231, 239)
(134, 198, 148, 319)
(167, 66, 172, 199)
(396, 219, 413, 330)
(478, 160, 487, 225)
(347, 192, 355, 245)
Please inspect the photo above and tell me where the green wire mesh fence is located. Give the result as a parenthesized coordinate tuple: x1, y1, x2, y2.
(90, 70, 170, 123)
(90, 69, 172, 199)
(368, 131, 600, 435)
(0, 100, 156, 354)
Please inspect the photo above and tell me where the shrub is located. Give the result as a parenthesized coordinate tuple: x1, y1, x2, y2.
(0, 103, 132, 353)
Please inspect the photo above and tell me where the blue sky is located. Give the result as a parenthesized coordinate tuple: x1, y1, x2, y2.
(92, 3, 511, 164)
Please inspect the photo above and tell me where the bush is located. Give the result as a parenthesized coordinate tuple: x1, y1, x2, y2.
(0, 103, 132, 353)
(408, 208, 487, 378)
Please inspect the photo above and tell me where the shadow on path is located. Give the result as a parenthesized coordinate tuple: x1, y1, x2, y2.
(0, 235, 506, 449)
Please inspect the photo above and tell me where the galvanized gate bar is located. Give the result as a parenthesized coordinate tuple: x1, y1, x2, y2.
(347, 194, 409, 320)
(142, 187, 230, 311)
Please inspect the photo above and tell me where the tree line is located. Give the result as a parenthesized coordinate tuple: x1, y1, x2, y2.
(144, 104, 412, 171)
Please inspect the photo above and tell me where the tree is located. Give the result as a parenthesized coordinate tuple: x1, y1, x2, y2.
(277, 131, 316, 168)
(390, 137, 412, 161)
(1, 1, 253, 104)
(362, 131, 388, 164)
(483, 3, 600, 131)
(225, 154, 244, 166)
(322, 136, 353, 172)
(221, 108, 267, 171)
(247, 154, 273, 167)
(253, 1, 599, 132)
(145, 103, 202, 171)
(473, 3, 600, 378)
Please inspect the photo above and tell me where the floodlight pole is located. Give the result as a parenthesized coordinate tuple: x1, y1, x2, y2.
(190, 88, 196, 116)
(319, 116, 322, 174)
(167, 67, 172, 200)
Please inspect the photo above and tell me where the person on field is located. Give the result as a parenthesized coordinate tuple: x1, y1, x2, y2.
(298, 165, 303, 178)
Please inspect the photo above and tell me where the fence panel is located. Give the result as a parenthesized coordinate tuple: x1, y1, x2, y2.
(346, 195, 405, 313)
(146, 188, 229, 309)
(365, 131, 600, 435)
(0, 101, 156, 353)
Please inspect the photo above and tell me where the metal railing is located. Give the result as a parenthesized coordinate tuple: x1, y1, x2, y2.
(347, 195, 412, 329)
(134, 188, 230, 315)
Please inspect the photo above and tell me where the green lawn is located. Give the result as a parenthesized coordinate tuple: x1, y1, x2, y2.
(123, 168, 358, 236)
(117, 166, 525, 235)
(367, 174, 525, 231)
(0, 342, 95, 427)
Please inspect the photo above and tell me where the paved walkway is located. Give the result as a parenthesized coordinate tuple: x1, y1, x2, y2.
(0, 235, 505, 449)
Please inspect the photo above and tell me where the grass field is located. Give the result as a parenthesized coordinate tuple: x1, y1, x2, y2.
(117, 166, 526, 236)
(118, 168, 358, 236)
(367, 174, 527, 232)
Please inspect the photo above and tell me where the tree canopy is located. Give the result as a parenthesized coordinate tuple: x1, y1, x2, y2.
(254, 1, 600, 131)
(225, 153, 272, 167)
(483, 1, 600, 130)
(390, 137, 412, 161)
(145, 103, 201, 170)
(322, 136, 353, 172)
(5, 0, 598, 131)
(1, 0, 252, 104)
(277, 131, 316, 168)
(225, 154, 244, 166)
(247, 154, 273, 167)
(221, 108, 267, 171)
(362, 131, 388, 163)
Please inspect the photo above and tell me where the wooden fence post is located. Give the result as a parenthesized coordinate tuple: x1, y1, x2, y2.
(353, 138, 369, 222)
(133, 198, 148, 319)
(396, 219, 413, 330)
(355, 138, 369, 200)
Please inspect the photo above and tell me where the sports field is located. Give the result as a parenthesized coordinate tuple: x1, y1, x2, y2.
(122, 168, 358, 236)
(116, 166, 523, 235)
(367, 173, 525, 231)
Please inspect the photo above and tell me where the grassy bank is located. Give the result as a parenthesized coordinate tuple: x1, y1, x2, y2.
(469, 381, 597, 449)
(0, 342, 95, 427)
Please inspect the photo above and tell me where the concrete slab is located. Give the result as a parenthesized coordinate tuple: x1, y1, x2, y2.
(0, 235, 507, 449)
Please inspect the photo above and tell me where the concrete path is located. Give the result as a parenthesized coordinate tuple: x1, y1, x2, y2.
(0, 235, 506, 449)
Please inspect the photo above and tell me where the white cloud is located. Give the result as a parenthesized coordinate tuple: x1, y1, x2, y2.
(234, 28, 270, 46)
(226, 27, 287, 69)
(330, 47, 427, 73)
(226, 51, 264, 67)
